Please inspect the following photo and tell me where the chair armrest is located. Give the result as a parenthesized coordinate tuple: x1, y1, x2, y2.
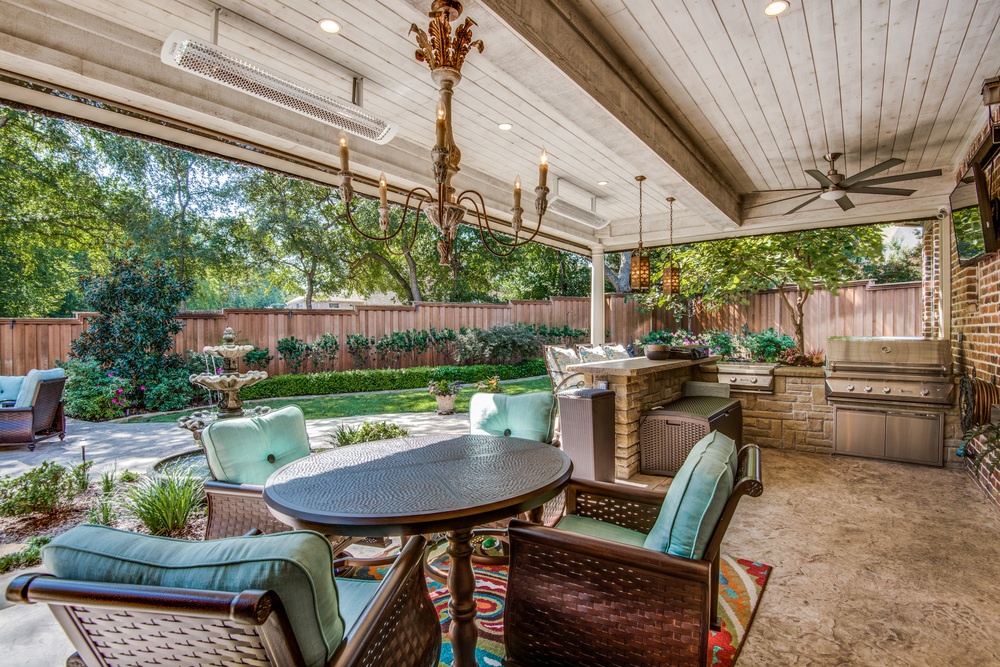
(565, 479, 665, 534)
(0, 409, 35, 443)
(204, 481, 292, 540)
(504, 520, 711, 667)
(330, 535, 440, 667)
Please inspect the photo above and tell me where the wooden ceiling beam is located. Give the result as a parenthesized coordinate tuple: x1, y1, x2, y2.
(477, 0, 741, 230)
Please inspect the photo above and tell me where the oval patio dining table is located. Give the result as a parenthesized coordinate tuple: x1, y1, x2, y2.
(263, 433, 573, 667)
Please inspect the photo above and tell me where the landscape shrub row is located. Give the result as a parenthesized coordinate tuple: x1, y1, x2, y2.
(239, 358, 546, 400)
(640, 327, 800, 362)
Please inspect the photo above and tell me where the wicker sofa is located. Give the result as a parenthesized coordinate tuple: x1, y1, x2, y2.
(5, 526, 441, 667)
(502, 435, 763, 667)
(0, 369, 66, 450)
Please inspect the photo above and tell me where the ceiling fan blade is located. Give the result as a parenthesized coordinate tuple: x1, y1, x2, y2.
(837, 196, 856, 211)
(840, 158, 904, 187)
(850, 169, 943, 187)
(846, 186, 916, 196)
(806, 170, 834, 187)
(784, 194, 822, 215)
(744, 190, 822, 210)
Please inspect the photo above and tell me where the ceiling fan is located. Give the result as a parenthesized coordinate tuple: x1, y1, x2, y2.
(753, 153, 943, 215)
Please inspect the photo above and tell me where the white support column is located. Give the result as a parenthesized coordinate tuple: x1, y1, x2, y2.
(591, 246, 606, 345)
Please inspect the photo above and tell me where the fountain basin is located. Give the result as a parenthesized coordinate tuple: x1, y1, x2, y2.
(202, 344, 255, 360)
(190, 370, 267, 391)
(151, 448, 211, 479)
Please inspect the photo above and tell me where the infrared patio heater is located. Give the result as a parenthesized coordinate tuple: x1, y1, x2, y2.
(162, 1, 550, 266)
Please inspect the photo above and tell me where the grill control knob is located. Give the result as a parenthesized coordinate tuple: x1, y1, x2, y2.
(730, 376, 737, 382)
(882, 387, 891, 394)
(751, 377, 759, 384)
(921, 389, 930, 396)
(846, 384, 855, 391)
(864, 386, 873, 393)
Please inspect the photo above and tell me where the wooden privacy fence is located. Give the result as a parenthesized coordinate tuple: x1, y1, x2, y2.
(1, 282, 921, 377)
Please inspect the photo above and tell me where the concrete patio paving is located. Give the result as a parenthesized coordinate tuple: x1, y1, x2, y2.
(0, 411, 471, 479)
(2, 429, 999, 665)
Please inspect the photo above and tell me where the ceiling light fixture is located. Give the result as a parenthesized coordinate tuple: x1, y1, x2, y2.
(764, 1, 789, 16)
(819, 188, 848, 201)
(336, 0, 550, 265)
(497, 122, 512, 131)
(596, 180, 608, 186)
(161, 31, 395, 143)
(630, 175, 650, 292)
(318, 18, 341, 33)
(662, 197, 681, 296)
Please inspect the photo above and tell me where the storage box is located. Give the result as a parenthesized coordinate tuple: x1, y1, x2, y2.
(640, 397, 743, 476)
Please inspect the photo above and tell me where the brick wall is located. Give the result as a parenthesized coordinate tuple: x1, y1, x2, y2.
(922, 218, 942, 339)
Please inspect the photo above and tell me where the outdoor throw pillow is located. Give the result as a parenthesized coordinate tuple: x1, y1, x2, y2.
(643, 431, 737, 559)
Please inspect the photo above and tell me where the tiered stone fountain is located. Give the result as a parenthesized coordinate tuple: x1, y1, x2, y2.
(177, 327, 270, 439)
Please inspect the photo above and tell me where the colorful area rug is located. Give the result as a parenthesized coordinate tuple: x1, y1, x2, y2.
(344, 552, 771, 667)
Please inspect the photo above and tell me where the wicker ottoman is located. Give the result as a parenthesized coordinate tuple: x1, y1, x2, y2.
(639, 397, 743, 476)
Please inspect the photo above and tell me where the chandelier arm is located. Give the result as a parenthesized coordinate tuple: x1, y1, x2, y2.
(382, 195, 429, 257)
(464, 193, 519, 258)
(458, 189, 543, 249)
(343, 200, 405, 243)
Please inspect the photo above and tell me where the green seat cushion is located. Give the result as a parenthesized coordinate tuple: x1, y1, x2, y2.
(14, 368, 64, 408)
(643, 431, 737, 559)
(202, 405, 310, 484)
(335, 578, 381, 631)
(42, 525, 342, 667)
(556, 514, 647, 548)
(0, 376, 23, 404)
(469, 391, 556, 443)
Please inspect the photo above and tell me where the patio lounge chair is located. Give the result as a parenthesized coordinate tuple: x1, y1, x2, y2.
(0, 368, 66, 451)
(542, 345, 586, 394)
(503, 433, 763, 667)
(5, 525, 440, 667)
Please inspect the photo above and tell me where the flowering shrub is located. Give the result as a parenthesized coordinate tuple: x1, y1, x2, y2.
(60, 358, 133, 421)
(428, 379, 462, 396)
(640, 329, 736, 358)
(778, 348, 825, 367)
(474, 376, 505, 394)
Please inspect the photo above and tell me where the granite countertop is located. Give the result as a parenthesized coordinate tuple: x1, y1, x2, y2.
(566, 355, 722, 377)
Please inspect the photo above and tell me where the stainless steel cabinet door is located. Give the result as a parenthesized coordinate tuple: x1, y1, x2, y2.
(834, 408, 886, 458)
(885, 412, 943, 466)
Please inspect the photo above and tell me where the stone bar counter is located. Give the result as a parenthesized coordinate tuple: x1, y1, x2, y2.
(566, 356, 721, 479)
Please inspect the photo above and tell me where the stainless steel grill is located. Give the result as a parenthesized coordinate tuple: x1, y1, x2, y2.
(716, 363, 779, 394)
(826, 337, 954, 467)
(825, 337, 954, 406)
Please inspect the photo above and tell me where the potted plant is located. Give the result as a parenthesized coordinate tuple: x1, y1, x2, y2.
(428, 379, 462, 415)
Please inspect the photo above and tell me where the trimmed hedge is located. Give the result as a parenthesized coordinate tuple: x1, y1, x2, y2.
(239, 359, 546, 401)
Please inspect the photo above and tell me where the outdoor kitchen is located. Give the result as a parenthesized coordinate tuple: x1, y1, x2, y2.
(698, 337, 965, 468)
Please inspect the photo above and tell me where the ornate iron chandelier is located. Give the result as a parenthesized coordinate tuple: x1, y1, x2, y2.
(662, 196, 681, 295)
(336, 0, 549, 266)
(630, 175, 650, 292)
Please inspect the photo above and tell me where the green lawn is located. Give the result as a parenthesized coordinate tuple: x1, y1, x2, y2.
(134, 377, 552, 423)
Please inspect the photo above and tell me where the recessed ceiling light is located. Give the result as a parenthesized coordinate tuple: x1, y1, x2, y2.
(318, 18, 341, 33)
(497, 122, 513, 131)
(764, 1, 789, 16)
(596, 181, 609, 186)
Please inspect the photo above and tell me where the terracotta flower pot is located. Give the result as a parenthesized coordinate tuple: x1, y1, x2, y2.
(435, 394, 456, 415)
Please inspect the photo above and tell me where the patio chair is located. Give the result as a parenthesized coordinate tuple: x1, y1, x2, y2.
(503, 433, 763, 667)
(0, 368, 67, 451)
(542, 345, 586, 394)
(5, 525, 441, 667)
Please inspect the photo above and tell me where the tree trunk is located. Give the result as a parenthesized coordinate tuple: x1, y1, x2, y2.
(304, 259, 316, 309)
(404, 250, 422, 302)
(777, 287, 809, 350)
(603, 251, 633, 293)
(558, 251, 568, 295)
(352, 252, 414, 302)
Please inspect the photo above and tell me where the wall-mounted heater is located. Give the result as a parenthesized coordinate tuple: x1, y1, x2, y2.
(160, 30, 396, 144)
(548, 177, 610, 229)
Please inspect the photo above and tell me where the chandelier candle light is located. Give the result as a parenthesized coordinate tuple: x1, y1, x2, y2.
(337, 0, 550, 265)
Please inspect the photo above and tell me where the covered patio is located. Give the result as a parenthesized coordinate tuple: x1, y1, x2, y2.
(2, 0, 1000, 665)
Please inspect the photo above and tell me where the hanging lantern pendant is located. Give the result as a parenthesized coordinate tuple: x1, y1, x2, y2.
(630, 175, 651, 292)
(662, 196, 681, 295)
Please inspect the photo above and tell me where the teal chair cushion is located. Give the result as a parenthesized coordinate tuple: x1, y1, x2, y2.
(643, 431, 737, 559)
(43, 525, 344, 667)
(469, 391, 556, 443)
(201, 405, 310, 485)
(14, 368, 64, 408)
(0, 376, 24, 404)
(555, 514, 647, 548)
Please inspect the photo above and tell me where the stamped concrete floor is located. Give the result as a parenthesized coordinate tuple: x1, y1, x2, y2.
(2, 448, 1000, 665)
